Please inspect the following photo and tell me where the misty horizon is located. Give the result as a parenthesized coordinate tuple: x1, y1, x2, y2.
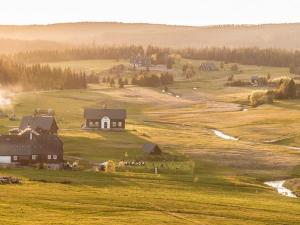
(1, 20, 300, 28)
(1, 0, 300, 26)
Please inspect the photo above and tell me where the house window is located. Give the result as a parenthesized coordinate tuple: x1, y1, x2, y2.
(112, 122, 117, 127)
(89, 121, 93, 127)
(47, 155, 51, 160)
(53, 155, 57, 160)
(118, 121, 122, 127)
(13, 156, 18, 161)
(32, 155, 37, 160)
(95, 122, 99, 127)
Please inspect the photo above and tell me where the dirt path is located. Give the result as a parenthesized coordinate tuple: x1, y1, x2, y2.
(93, 86, 194, 106)
(92, 86, 244, 112)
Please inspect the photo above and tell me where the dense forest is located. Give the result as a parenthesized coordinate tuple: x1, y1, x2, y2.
(4, 45, 300, 89)
(8, 46, 300, 74)
(178, 47, 300, 68)
(0, 60, 86, 90)
(10, 46, 145, 63)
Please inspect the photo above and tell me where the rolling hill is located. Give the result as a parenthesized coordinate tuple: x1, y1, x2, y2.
(0, 22, 300, 53)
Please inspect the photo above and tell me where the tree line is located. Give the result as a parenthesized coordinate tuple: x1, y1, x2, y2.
(99, 72, 173, 88)
(0, 60, 86, 90)
(132, 72, 174, 87)
(177, 47, 300, 68)
(9, 46, 145, 63)
(7, 45, 300, 75)
(7, 45, 300, 70)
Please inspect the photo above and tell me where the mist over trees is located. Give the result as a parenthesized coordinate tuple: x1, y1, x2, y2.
(0, 60, 86, 90)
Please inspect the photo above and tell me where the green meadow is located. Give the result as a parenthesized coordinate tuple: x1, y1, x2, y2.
(45, 59, 129, 74)
(1, 59, 300, 224)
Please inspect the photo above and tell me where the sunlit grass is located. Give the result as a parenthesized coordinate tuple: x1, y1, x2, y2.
(0, 59, 300, 224)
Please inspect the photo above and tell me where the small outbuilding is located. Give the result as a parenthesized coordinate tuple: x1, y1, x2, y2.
(143, 143, 162, 155)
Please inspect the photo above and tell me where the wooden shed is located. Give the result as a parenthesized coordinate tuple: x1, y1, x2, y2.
(143, 143, 162, 155)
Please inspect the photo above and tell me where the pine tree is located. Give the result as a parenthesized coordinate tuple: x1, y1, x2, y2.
(110, 79, 115, 87)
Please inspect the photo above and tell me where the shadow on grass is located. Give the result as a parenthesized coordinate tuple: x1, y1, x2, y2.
(62, 130, 149, 163)
(0, 168, 133, 188)
(272, 100, 300, 111)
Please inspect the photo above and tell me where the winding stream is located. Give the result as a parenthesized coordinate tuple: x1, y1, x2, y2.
(264, 180, 297, 198)
(212, 129, 239, 141)
(211, 129, 299, 198)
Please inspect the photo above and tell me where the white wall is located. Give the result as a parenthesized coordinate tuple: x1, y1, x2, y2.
(0, 156, 11, 164)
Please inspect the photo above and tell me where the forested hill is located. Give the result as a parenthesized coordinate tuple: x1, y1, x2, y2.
(0, 39, 71, 54)
(1, 22, 300, 52)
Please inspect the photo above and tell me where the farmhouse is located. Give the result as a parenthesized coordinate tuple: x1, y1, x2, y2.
(0, 126, 63, 167)
(84, 108, 126, 130)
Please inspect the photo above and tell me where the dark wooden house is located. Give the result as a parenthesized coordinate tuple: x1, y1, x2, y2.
(0, 127, 63, 167)
(84, 108, 126, 130)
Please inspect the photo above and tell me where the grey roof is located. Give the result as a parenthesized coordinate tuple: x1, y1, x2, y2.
(199, 63, 219, 71)
(0, 135, 32, 156)
(143, 143, 161, 154)
(19, 116, 58, 132)
(0, 134, 63, 156)
(0, 143, 32, 156)
(84, 108, 127, 120)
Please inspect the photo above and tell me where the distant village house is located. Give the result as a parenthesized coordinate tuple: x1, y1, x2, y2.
(130, 55, 151, 68)
(199, 62, 219, 72)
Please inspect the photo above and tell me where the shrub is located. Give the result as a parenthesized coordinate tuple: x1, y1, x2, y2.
(133, 72, 174, 87)
(220, 62, 224, 69)
(249, 90, 274, 107)
(272, 77, 297, 99)
(160, 72, 174, 85)
(226, 79, 251, 87)
(227, 74, 234, 81)
(290, 65, 300, 75)
(231, 64, 239, 72)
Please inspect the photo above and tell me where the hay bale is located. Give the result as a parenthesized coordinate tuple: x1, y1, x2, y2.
(249, 90, 274, 107)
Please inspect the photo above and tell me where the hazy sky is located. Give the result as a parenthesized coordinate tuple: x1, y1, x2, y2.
(1, 0, 300, 26)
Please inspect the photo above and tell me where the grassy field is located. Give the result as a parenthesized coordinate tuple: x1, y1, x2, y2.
(1, 59, 300, 224)
(45, 59, 129, 74)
